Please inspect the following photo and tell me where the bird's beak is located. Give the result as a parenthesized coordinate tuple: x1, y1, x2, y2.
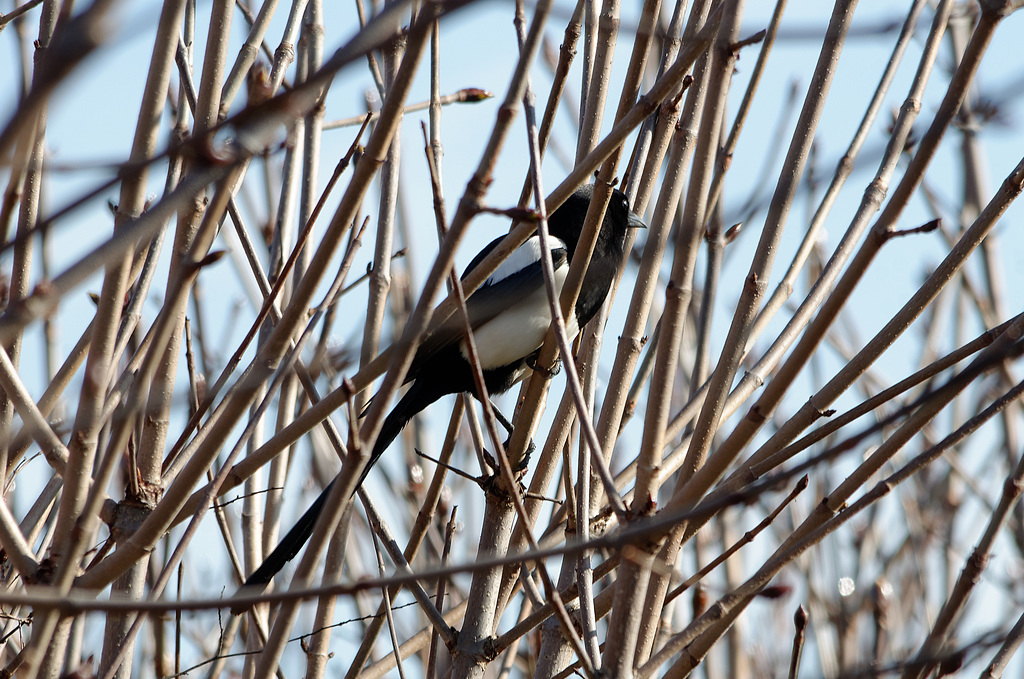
(628, 212, 648, 230)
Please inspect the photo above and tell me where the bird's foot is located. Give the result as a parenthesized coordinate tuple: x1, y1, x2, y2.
(517, 439, 535, 471)
(501, 436, 535, 472)
(478, 438, 534, 479)
(527, 354, 561, 378)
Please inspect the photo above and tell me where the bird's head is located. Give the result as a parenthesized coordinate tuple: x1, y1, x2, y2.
(548, 184, 646, 259)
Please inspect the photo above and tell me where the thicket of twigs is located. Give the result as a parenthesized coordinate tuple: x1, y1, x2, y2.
(2, 0, 1024, 676)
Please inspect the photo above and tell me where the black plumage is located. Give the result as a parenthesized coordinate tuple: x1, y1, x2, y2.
(238, 184, 644, 593)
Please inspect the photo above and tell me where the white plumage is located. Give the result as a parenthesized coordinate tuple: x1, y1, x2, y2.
(464, 235, 579, 368)
(486, 235, 565, 285)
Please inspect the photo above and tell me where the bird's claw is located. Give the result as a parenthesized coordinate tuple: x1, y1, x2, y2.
(527, 354, 561, 378)
(515, 439, 535, 471)
(486, 437, 534, 474)
(500, 436, 535, 471)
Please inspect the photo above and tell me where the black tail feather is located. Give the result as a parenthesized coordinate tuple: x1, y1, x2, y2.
(357, 379, 440, 487)
(233, 380, 446, 606)
(236, 478, 334, 593)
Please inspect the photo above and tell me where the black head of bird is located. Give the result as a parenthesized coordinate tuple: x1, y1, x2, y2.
(546, 183, 646, 331)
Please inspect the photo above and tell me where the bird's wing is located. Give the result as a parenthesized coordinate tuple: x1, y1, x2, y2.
(406, 234, 567, 379)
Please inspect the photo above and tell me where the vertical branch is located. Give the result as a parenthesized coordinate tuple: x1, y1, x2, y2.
(10, 0, 61, 552)
(220, 0, 283, 117)
(304, 503, 353, 679)
(575, 0, 620, 160)
(607, 2, 743, 671)
(92, 1, 189, 676)
(706, 0, 1008, 500)
(267, 0, 311, 93)
(590, 0, 716, 502)
(676, 0, 854, 505)
(652, 0, 950, 518)
(360, 0, 408, 386)
(744, 0, 932, 345)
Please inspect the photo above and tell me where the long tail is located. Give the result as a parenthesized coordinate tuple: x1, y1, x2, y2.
(234, 381, 442, 603)
(235, 479, 335, 596)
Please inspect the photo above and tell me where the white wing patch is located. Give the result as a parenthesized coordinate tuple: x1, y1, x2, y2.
(465, 235, 576, 369)
(486, 235, 567, 285)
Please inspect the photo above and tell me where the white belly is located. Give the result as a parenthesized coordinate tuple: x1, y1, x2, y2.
(462, 265, 580, 369)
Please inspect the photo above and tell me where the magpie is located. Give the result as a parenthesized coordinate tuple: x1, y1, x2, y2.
(238, 184, 645, 593)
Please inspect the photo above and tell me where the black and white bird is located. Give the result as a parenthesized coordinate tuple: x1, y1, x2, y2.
(239, 183, 645, 592)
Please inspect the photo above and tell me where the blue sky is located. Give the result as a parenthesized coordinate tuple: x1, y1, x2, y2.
(3, 0, 1024, 674)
